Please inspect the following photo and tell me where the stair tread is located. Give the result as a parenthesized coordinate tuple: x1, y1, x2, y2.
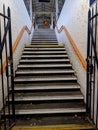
(24, 48, 65, 51)
(31, 44, 58, 45)
(14, 90, 82, 96)
(7, 108, 86, 115)
(5, 101, 86, 114)
(14, 76, 77, 81)
(21, 55, 68, 58)
(16, 70, 74, 74)
(31, 42, 58, 43)
(33, 37, 57, 39)
(19, 59, 69, 62)
(25, 44, 64, 48)
(18, 64, 72, 68)
(13, 101, 85, 108)
(14, 83, 80, 91)
(22, 51, 67, 54)
(12, 124, 94, 129)
(11, 95, 84, 101)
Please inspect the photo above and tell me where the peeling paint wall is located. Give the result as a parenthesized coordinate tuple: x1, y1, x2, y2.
(56, 0, 89, 101)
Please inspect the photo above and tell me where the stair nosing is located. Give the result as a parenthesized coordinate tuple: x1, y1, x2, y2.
(19, 59, 69, 62)
(17, 64, 72, 68)
(24, 48, 65, 50)
(16, 70, 74, 75)
(14, 85, 80, 91)
(8, 108, 86, 115)
(10, 95, 84, 102)
(22, 51, 67, 54)
(14, 77, 77, 82)
(21, 55, 68, 58)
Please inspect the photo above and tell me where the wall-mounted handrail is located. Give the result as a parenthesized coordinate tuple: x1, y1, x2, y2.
(0, 19, 35, 74)
(12, 20, 34, 54)
(55, 21, 87, 70)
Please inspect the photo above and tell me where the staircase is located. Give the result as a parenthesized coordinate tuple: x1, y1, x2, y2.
(8, 29, 94, 129)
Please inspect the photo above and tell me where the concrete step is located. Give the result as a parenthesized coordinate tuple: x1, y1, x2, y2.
(32, 37, 57, 40)
(17, 64, 72, 69)
(15, 70, 74, 76)
(33, 36, 57, 38)
(32, 40, 57, 42)
(31, 42, 58, 44)
(34, 30, 55, 33)
(31, 43, 58, 45)
(33, 32, 56, 34)
(22, 51, 67, 55)
(34, 31, 56, 33)
(33, 33, 56, 36)
(21, 54, 68, 59)
(32, 39, 57, 41)
(13, 83, 80, 91)
(33, 34, 56, 36)
(14, 76, 77, 84)
(24, 48, 65, 51)
(11, 124, 94, 130)
(19, 59, 70, 64)
(9, 94, 84, 102)
(6, 108, 86, 116)
(12, 90, 82, 97)
(9, 96, 84, 103)
(25, 44, 64, 48)
(33, 37, 57, 39)
(33, 32, 56, 38)
(5, 100, 86, 115)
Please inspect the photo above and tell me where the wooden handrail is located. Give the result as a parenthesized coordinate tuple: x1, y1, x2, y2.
(0, 19, 35, 74)
(55, 22, 87, 70)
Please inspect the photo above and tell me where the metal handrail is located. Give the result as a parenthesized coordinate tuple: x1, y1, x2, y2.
(87, 1, 98, 128)
(0, 5, 15, 130)
(0, 19, 35, 74)
(0, 13, 9, 19)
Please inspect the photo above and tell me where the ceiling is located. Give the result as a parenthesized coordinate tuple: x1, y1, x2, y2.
(32, 0, 55, 25)
(32, 0, 56, 13)
(24, 0, 65, 28)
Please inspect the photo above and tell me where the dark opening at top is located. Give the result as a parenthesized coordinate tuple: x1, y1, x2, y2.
(39, 0, 50, 2)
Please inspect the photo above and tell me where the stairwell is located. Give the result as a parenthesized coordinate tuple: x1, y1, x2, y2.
(8, 29, 94, 129)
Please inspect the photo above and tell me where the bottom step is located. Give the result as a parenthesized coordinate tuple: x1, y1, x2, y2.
(11, 125, 94, 130)
(11, 114, 94, 130)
